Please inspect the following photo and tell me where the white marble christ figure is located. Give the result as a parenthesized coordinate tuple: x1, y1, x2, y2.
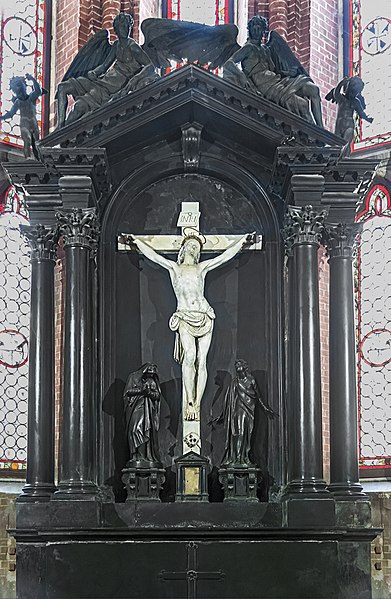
(132, 233, 253, 421)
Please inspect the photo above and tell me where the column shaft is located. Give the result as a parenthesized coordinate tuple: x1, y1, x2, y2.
(54, 208, 98, 499)
(19, 226, 58, 501)
(327, 224, 366, 498)
(293, 241, 323, 483)
(284, 205, 328, 496)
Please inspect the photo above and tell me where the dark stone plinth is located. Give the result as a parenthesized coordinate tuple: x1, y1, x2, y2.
(219, 466, 261, 502)
(14, 527, 379, 599)
(104, 500, 280, 529)
(282, 496, 336, 527)
(13, 500, 380, 598)
(335, 499, 372, 528)
(122, 463, 165, 502)
(16, 500, 101, 529)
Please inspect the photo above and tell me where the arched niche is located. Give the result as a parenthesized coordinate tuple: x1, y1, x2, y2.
(99, 157, 285, 502)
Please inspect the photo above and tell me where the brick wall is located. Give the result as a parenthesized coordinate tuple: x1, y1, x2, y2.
(318, 247, 330, 483)
(0, 494, 16, 599)
(309, 0, 339, 131)
(54, 248, 65, 482)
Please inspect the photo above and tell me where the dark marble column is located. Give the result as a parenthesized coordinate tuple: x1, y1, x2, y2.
(325, 223, 367, 499)
(284, 205, 329, 496)
(18, 225, 59, 501)
(53, 208, 99, 500)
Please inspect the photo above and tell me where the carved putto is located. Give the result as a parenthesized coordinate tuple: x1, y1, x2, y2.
(326, 76, 373, 143)
(0, 74, 46, 158)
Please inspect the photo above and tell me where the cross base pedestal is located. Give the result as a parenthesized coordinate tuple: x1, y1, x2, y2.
(219, 466, 261, 502)
(122, 462, 165, 502)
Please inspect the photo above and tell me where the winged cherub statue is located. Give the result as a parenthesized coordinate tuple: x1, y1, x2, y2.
(0, 74, 45, 158)
(223, 16, 324, 127)
(325, 76, 373, 143)
(56, 13, 158, 127)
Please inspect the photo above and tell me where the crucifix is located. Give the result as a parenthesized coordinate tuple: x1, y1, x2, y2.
(159, 541, 225, 599)
(118, 202, 262, 455)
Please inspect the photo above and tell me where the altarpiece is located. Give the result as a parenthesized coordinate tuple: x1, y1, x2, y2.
(3, 17, 381, 597)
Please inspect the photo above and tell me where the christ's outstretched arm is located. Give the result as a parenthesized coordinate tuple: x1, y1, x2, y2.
(132, 237, 174, 271)
(201, 233, 254, 273)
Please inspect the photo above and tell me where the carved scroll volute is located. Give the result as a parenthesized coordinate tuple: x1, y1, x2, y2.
(181, 124, 203, 172)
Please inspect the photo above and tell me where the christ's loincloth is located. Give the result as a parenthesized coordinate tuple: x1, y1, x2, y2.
(169, 308, 215, 364)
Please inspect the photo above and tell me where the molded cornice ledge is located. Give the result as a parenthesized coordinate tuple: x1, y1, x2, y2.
(2, 147, 111, 225)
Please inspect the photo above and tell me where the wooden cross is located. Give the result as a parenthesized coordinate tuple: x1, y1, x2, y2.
(159, 541, 225, 599)
(117, 201, 262, 253)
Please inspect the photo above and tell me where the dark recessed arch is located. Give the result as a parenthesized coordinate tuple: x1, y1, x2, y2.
(99, 155, 285, 501)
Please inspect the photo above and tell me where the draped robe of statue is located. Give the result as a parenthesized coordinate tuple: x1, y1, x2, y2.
(221, 373, 259, 466)
(221, 359, 277, 466)
(123, 363, 162, 464)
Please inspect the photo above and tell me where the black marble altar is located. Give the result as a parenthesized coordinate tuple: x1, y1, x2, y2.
(4, 64, 380, 599)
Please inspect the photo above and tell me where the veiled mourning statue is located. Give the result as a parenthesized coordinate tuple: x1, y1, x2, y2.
(123, 363, 162, 466)
(325, 76, 373, 143)
(221, 359, 277, 467)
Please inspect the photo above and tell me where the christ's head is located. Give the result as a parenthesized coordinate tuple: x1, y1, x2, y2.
(177, 237, 202, 265)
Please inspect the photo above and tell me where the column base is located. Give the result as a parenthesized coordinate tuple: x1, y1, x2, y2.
(328, 481, 368, 501)
(283, 477, 330, 497)
(17, 482, 57, 503)
(52, 480, 98, 501)
(219, 466, 261, 502)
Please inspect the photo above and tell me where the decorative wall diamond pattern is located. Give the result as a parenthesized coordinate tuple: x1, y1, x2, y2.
(357, 185, 391, 468)
(0, 187, 29, 473)
(0, 0, 47, 150)
(351, 0, 391, 150)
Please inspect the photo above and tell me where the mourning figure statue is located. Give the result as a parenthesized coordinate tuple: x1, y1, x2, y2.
(56, 13, 158, 127)
(0, 74, 45, 158)
(221, 359, 277, 467)
(123, 363, 162, 466)
(223, 16, 324, 127)
(325, 76, 373, 143)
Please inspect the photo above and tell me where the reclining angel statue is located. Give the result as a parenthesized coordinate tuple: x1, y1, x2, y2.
(56, 13, 158, 127)
(222, 16, 324, 127)
(56, 13, 323, 128)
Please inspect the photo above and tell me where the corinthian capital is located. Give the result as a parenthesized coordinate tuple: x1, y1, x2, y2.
(283, 205, 328, 249)
(324, 223, 362, 259)
(56, 208, 99, 249)
(20, 224, 60, 261)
